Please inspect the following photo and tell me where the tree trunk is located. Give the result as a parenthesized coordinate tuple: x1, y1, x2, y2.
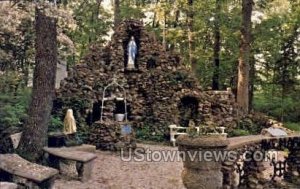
(187, 0, 196, 72)
(169, 5, 180, 52)
(114, 0, 121, 28)
(249, 53, 255, 111)
(237, 0, 253, 115)
(162, 11, 167, 51)
(17, 9, 57, 162)
(212, 0, 221, 90)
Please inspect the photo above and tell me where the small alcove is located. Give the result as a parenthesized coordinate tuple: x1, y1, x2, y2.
(113, 100, 132, 121)
(178, 96, 199, 127)
(85, 101, 101, 125)
(114, 100, 126, 114)
(147, 53, 158, 69)
(93, 102, 102, 122)
(123, 26, 141, 70)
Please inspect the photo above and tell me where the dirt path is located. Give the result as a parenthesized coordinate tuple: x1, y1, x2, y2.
(53, 144, 185, 189)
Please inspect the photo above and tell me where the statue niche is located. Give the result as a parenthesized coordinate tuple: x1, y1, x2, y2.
(126, 36, 137, 70)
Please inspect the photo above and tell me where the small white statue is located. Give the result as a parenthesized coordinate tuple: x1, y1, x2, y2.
(127, 36, 137, 69)
(63, 109, 77, 135)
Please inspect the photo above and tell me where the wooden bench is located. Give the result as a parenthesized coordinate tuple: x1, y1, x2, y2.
(168, 125, 200, 146)
(0, 154, 58, 189)
(43, 147, 97, 182)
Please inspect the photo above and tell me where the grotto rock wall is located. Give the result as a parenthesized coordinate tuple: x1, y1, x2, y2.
(55, 20, 238, 149)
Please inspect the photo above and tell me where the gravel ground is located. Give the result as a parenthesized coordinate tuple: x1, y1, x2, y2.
(53, 144, 296, 189)
(53, 144, 185, 189)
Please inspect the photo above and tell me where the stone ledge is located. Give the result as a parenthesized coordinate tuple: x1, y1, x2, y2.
(0, 182, 18, 189)
(0, 154, 58, 183)
(43, 147, 97, 162)
(177, 135, 229, 148)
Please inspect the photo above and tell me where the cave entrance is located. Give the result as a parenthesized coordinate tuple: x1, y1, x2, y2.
(178, 96, 199, 127)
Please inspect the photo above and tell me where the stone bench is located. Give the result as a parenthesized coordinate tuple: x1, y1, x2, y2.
(0, 154, 58, 189)
(43, 147, 97, 182)
(0, 182, 18, 189)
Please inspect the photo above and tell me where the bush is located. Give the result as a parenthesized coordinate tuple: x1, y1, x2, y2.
(254, 91, 300, 123)
(49, 115, 64, 132)
(0, 88, 31, 130)
(136, 124, 165, 142)
(229, 129, 250, 137)
(228, 117, 261, 137)
(284, 122, 300, 132)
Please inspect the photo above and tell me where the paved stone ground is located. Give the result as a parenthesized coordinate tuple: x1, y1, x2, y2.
(53, 144, 185, 189)
(53, 143, 297, 189)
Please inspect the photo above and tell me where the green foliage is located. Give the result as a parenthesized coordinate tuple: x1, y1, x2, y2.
(254, 91, 300, 123)
(69, 0, 111, 60)
(120, 0, 145, 20)
(136, 124, 165, 142)
(0, 87, 31, 130)
(49, 115, 64, 132)
(228, 117, 261, 137)
(284, 122, 300, 132)
(229, 129, 250, 137)
(0, 71, 23, 93)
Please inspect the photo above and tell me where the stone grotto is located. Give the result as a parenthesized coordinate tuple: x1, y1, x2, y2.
(54, 19, 238, 150)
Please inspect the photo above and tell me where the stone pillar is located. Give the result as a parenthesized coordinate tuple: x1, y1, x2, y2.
(243, 160, 267, 189)
(177, 135, 229, 189)
(242, 150, 268, 189)
(285, 137, 300, 184)
(222, 159, 240, 189)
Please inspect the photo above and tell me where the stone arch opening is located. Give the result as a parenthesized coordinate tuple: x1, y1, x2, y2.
(86, 101, 101, 125)
(146, 53, 158, 69)
(123, 25, 141, 70)
(178, 96, 199, 127)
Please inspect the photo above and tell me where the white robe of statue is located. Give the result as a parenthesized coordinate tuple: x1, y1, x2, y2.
(63, 109, 77, 134)
(127, 36, 137, 69)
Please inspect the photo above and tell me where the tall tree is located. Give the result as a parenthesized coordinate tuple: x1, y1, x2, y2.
(212, 0, 221, 90)
(114, 0, 120, 28)
(248, 53, 255, 111)
(17, 8, 57, 162)
(236, 0, 253, 115)
(187, 0, 196, 71)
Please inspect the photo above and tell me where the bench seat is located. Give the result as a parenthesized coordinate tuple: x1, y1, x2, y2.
(43, 147, 97, 162)
(0, 154, 58, 189)
(0, 182, 18, 189)
(43, 147, 97, 182)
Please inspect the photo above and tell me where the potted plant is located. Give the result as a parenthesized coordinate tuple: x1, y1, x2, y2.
(176, 121, 229, 189)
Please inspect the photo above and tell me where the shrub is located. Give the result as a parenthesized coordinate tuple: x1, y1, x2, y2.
(284, 122, 300, 132)
(49, 115, 64, 132)
(229, 129, 250, 137)
(254, 91, 300, 123)
(0, 88, 31, 130)
(136, 124, 165, 142)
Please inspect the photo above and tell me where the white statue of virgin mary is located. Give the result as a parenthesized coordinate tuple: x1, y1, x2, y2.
(63, 109, 77, 135)
(127, 36, 137, 69)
